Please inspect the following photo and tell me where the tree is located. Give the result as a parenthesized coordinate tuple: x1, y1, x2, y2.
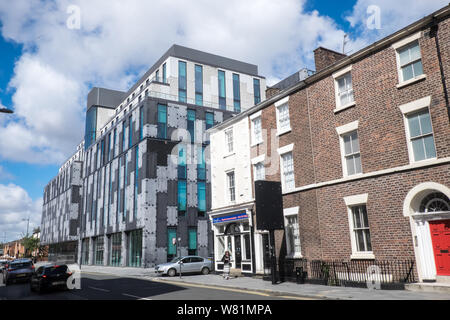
(22, 236, 40, 258)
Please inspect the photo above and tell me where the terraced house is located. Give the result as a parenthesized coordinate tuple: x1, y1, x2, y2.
(209, 5, 450, 286)
(41, 44, 266, 268)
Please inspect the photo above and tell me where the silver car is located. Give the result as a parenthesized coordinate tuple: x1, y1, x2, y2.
(155, 256, 212, 277)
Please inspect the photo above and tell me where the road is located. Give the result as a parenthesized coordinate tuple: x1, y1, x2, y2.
(0, 272, 299, 300)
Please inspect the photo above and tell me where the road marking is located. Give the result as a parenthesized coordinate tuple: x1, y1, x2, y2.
(122, 293, 152, 300)
(88, 286, 110, 292)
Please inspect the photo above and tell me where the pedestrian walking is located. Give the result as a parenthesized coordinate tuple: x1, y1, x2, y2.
(221, 251, 232, 280)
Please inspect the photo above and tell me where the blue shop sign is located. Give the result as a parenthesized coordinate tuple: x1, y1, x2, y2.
(213, 212, 248, 224)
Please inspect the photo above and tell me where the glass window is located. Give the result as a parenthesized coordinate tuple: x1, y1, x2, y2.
(277, 103, 290, 132)
(225, 129, 233, 153)
(128, 229, 142, 267)
(336, 72, 354, 106)
(117, 156, 121, 221)
(218, 70, 226, 110)
(398, 41, 423, 82)
(155, 70, 160, 82)
(128, 116, 133, 148)
(227, 171, 235, 202)
(122, 121, 126, 152)
(351, 205, 372, 252)
(188, 228, 197, 256)
(162, 63, 167, 84)
(134, 146, 139, 219)
(198, 182, 206, 213)
(123, 153, 128, 221)
(178, 144, 187, 179)
(285, 215, 301, 257)
(206, 112, 214, 130)
(95, 236, 104, 265)
(110, 233, 122, 267)
(168, 228, 177, 259)
(187, 110, 195, 143)
(253, 78, 261, 105)
(157, 104, 167, 139)
(254, 162, 265, 181)
(178, 180, 187, 212)
(252, 117, 262, 144)
(407, 109, 436, 161)
(85, 107, 97, 150)
(233, 73, 241, 112)
(195, 65, 203, 106)
(179, 61, 187, 103)
(139, 106, 144, 140)
(343, 131, 362, 175)
(197, 146, 206, 181)
(281, 152, 294, 190)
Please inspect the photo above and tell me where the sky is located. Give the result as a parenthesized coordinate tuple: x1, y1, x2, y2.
(0, 0, 448, 243)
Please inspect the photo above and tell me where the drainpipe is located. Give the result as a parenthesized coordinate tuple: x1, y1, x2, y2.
(430, 17, 450, 123)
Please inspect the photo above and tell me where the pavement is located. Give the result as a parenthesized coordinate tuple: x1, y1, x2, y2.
(58, 263, 450, 300)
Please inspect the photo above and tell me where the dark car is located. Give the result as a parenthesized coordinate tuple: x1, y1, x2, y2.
(0, 260, 9, 274)
(30, 264, 72, 293)
(3, 259, 35, 285)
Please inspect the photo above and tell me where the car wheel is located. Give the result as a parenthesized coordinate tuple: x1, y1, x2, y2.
(201, 267, 210, 275)
(167, 268, 177, 277)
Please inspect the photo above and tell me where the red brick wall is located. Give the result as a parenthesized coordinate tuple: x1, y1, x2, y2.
(247, 17, 450, 266)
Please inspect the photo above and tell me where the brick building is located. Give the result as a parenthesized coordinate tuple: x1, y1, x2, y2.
(209, 5, 450, 284)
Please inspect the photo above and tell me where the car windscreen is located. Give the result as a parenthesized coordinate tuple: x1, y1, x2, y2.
(10, 262, 32, 269)
(44, 265, 68, 275)
(170, 257, 181, 263)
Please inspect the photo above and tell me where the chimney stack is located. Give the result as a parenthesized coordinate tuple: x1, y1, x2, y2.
(313, 47, 347, 73)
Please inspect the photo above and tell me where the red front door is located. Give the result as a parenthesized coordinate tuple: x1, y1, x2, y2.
(429, 219, 450, 276)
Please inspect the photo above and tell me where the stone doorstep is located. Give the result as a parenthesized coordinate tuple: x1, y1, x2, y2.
(405, 282, 450, 294)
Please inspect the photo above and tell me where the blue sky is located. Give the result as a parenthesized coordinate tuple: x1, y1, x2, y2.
(0, 0, 448, 242)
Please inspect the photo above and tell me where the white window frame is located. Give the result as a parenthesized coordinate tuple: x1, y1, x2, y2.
(336, 121, 363, 177)
(392, 32, 426, 88)
(344, 194, 374, 260)
(277, 144, 295, 192)
(224, 128, 234, 155)
(333, 65, 355, 113)
(399, 96, 437, 164)
(284, 206, 302, 258)
(253, 162, 265, 181)
(250, 111, 263, 146)
(226, 170, 236, 203)
(275, 96, 291, 136)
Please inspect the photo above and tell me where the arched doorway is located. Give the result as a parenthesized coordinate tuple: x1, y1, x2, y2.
(404, 183, 450, 281)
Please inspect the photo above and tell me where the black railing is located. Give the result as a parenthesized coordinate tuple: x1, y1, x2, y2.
(265, 258, 416, 289)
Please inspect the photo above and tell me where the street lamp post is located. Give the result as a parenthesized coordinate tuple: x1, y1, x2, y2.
(22, 218, 30, 237)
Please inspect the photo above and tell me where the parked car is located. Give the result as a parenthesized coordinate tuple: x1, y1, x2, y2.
(30, 264, 72, 293)
(155, 256, 212, 277)
(3, 259, 35, 285)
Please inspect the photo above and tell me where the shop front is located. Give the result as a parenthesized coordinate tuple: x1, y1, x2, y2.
(210, 206, 255, 274)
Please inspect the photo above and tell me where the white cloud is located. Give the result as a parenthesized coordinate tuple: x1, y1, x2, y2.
(345, 0, 449, 47)
(0, 0, 447, 165)
(0, 184, 42, 242)
(0, 165, 14, 181)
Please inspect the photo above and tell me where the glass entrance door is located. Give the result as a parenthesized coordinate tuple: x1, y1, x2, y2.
(234, 235, 242, 268)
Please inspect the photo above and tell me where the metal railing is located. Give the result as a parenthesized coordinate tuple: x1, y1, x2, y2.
(265, 258, 416, 289)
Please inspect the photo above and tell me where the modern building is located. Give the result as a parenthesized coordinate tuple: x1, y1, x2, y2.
(40, 44, 266, 268)
(209, 5, 450, 283)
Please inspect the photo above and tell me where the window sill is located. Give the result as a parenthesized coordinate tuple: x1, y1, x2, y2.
(343, 172, 364, 179)
(251, 141, 263, 148)
(334, 101, 356, 114)
(409, 157, 437, 166)
(286, 253, 303, 259)
(396, 74, 427, 89)
(276, 128, 292, 137)
(223, 152, 235, 159)
(351, 253, 375, 260)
